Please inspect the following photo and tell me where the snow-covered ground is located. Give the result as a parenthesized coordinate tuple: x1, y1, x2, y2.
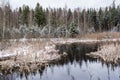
(0, 39, 63, 74)
(0, 38, 120, 59)
(87, 43, 120, 63)
(0, 39, 60, 62)
(0, 38, 120, 74)
(50, 38, 120, 44)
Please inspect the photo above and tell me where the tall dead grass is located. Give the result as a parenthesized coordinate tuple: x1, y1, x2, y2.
(87, 43, 120, 64)
(80, 32, 120, 40)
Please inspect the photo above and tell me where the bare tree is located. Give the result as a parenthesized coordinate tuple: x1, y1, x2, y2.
(28, 10, 33, 27)
(83, 9, 86, 33)
(1, 0, 6, 39)
(77, 8, 80, 27)
(48, 7, 51, 38)
(64, 4, 68, 38)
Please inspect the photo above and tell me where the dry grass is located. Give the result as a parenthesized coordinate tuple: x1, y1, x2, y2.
(0, 38, 61, 63)
(87, 43, 120, 63)
(81, 32, 120, 40)
(0, 39, 62, 74)
(1, 35, 120, 74)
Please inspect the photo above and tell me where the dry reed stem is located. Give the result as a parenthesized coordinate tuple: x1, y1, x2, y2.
(87, 43, 120, 64)
(81, 32, 120, 40)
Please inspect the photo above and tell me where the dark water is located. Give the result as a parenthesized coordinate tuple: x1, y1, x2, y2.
(1, 43, 120, 80)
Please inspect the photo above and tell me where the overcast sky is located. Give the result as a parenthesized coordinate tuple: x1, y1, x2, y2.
(1, 0, 120, 10)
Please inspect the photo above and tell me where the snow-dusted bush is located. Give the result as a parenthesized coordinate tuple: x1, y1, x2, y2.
(117, 23, 120, 31)
(4, 28, 11, 39)
(49, 26, 56, 37)
(40, 26, 49, 37)
(19, 25, 29, 37)
(2, 24, 84, 39)
(69, 23, 79, 37)
(111, 27, 118, 32)
(11, 27, 21, 39)
(54, 26, 68, 37)
(27, 26, 41, 38)
(87, 27, 95, 33)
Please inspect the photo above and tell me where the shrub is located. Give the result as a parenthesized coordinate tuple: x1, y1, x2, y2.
(69, 22, 79, 37)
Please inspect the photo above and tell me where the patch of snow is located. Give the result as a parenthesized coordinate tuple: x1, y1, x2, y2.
(1, 38, 120, 60)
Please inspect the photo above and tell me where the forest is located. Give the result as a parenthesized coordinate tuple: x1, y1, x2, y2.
(1, 1, 120, 80)
(0, 1, 120, 39)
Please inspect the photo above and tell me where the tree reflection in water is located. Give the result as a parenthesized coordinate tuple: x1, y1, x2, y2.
(1, 42, 120, 80)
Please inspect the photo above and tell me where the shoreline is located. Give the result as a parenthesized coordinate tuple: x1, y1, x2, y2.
(0, 38, 120, 74)
(87, 43, 120, 64)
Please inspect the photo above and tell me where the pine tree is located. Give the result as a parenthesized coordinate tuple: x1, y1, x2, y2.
(70, 22, 78, 37)
(22, 5, 30, 26)
(0, 7, 3, 39)
(98, 8, 103, 31)
(90, 9, 99, 31)
(34, 3, 45, 27)
(50, 9, 57, 27)
(67, 9, 72, 27)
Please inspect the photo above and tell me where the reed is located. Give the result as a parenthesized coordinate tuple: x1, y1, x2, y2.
(87, 43, 120, 64)
(81, 32, 120, 40)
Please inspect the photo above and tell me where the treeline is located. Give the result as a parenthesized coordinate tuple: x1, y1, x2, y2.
(0, 2, 120, 39)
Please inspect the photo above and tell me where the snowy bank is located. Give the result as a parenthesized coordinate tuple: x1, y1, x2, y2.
(0, 38, 120, 60)
(0, 38, 120, 74)
(87, 43, 120, 64)
(0, 39, 61, 61)
(0, 39, 65, 74)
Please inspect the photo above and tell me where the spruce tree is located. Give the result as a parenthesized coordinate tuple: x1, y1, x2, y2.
(34, 3, 46, 27)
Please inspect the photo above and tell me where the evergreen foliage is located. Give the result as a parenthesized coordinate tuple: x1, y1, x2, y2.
(0, 1, 120, 38)
(70, 22, 79, 37)
(34, 3, 46, 27)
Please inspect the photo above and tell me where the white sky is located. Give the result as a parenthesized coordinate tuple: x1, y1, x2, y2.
(1, 0, 120, 10)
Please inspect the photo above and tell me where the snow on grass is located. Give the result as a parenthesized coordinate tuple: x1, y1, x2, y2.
(0, 38, 120, 74)
(0, 38, 120, 61)
(51, 38, 120, 44)
(87, 43, 120, 63)
(0, 39, 60, 62)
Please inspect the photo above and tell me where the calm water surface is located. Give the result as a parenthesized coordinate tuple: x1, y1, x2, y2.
(2, 55, 120, 80)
